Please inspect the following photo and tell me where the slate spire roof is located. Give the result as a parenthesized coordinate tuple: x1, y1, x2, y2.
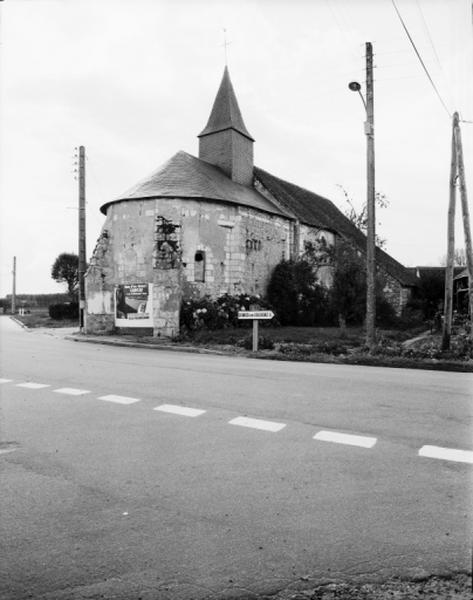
(198, 66, 254, 141)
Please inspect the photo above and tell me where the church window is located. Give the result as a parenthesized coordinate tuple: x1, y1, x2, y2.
(194, 251, 205, 282)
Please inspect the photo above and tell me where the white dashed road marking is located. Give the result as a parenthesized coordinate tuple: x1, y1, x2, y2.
(154, 404, 206, 417)
(98, 394, 141, 405)
(16, 382, 51, 389)
(418, 445, 473, 464)
(313, 430, 377, 448)
(54, 388, 90, 396)
(229, 416, 286, 433)
(3, 376, 472, 465)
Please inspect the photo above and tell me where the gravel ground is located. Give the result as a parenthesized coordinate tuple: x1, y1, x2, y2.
(262, 574, 472, 600)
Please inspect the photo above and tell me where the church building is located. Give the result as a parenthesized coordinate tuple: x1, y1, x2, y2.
(85, 67, 416, 337)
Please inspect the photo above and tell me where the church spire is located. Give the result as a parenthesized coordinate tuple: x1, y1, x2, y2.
(198, 66, 254, 141)
(198, 67, 254, 186)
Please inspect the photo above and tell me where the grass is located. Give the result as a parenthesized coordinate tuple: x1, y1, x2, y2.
(180, 324, 426, 347)
(11, 309, 79, 329)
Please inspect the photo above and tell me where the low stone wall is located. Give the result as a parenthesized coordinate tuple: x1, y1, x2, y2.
(85, 313, 115, 335)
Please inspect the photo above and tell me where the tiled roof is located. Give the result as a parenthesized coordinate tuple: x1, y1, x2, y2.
(408, 266, 466, 281)
(254, 167, 418, 287)
(454, 268, 468, 280)
(101, 149, 417, 287)
(101, 151, 288, 217)
(198, 67, 254, 141)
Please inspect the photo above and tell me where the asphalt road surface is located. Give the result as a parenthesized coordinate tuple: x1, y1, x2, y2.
(1, 316, 472, 600)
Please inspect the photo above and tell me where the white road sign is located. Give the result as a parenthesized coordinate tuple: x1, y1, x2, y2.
(238, 310, 274, 320)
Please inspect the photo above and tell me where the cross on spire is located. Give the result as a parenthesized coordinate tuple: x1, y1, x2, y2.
(222, 28, 232, 66)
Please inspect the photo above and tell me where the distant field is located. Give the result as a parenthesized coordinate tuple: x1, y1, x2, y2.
(12, 308, 79, 329)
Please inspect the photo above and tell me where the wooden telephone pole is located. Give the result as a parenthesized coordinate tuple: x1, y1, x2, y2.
(365, 41, 376, 349)
(442, 112, 473, 349)
(348, 43, 376, 349)
(442, 114, 458, 350)
(455, 117, 473, 331)
(11, 256, 16, 314)
(78, 146, 86, 330)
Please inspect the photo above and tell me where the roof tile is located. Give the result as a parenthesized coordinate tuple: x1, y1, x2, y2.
(101, 151, 288, 217)
(254, 166, 417, 287)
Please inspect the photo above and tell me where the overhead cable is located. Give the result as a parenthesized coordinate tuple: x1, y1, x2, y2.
(391, 0, 451, 117)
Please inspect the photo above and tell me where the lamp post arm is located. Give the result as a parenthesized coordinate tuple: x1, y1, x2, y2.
(357, 90, 367, 112)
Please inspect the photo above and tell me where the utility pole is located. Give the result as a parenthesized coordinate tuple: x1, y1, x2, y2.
(454, 116, 473, 335)
(365, 41, 376, 349)
(78, 146, 86, 329)
(442, 113, 458, 351)
(11, 256, 16, 314)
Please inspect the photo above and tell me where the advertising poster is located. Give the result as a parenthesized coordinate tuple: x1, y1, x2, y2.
(115, 283, 153, 327)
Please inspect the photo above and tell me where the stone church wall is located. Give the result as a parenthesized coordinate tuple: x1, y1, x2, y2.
(298, 224, 335, 288)
(237, 208, 292, 295)
(85, 198, 296, 335)
(381, 272, 412, 316)
(85, 196, 411, 336)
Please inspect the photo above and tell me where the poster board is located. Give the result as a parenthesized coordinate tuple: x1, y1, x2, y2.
(115, 283, 153, 327)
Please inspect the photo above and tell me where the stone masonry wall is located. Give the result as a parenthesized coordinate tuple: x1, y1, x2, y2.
(199, 129, 253, 186)
(85, 195, 411, 335)
(299, 224, 335, 288)
(382, 272, 412, 316)
(237, 208, 292, 295)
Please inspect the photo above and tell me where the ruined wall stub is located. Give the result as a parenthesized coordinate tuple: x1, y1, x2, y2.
(152, 216, 182, 337)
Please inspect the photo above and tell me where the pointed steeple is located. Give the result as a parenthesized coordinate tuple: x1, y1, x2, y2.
(199, 67, 254, 141)
(198, 67, 254, 186)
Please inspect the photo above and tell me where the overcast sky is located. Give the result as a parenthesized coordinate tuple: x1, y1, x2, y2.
(1, 0, 472, 297)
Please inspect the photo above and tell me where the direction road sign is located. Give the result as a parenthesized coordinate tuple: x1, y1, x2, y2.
(238, 310, 274, 320)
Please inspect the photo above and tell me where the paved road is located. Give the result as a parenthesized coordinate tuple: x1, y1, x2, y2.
(0, 316, 472, 599)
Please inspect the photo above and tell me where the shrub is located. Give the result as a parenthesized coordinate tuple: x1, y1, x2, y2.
(278, 343, 314, 355)
(180, 294, 272, 331)
(313, 340, 349, 355)
(375, 295, 398, 327)
(237, 335, 275, 350)
(449, 333, 473, 360)
(267, 260, 331, 326)
(48, 302, 78, 320)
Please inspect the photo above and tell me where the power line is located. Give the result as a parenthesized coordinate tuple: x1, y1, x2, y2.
(391, 0, 451, 118)
(415, 0, 442, 69)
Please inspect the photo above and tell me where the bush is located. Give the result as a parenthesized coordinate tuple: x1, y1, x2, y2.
(278, 343, 314, 356)
(448, 333, 473, 360)
(375, 295, 398, 327)
(180, 294, 272, 331)
(48, 302, 78, 320)
(267, 260, 332, 326)
(313, 340, 349, 355)
(237, 335, 275, 350)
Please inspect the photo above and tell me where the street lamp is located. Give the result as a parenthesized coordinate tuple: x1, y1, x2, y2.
(349, 41, 376, 350)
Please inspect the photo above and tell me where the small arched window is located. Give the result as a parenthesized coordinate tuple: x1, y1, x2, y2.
(194, 251, 205, 282)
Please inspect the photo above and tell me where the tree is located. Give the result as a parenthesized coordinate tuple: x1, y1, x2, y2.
(337, 185, 389, 249)
(51, 253, 79, 299)
(329, 240, 366, 328)
(329, 239, 396, 330)
(440, 247, 467, 267)
(267, 259, 330, 326)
